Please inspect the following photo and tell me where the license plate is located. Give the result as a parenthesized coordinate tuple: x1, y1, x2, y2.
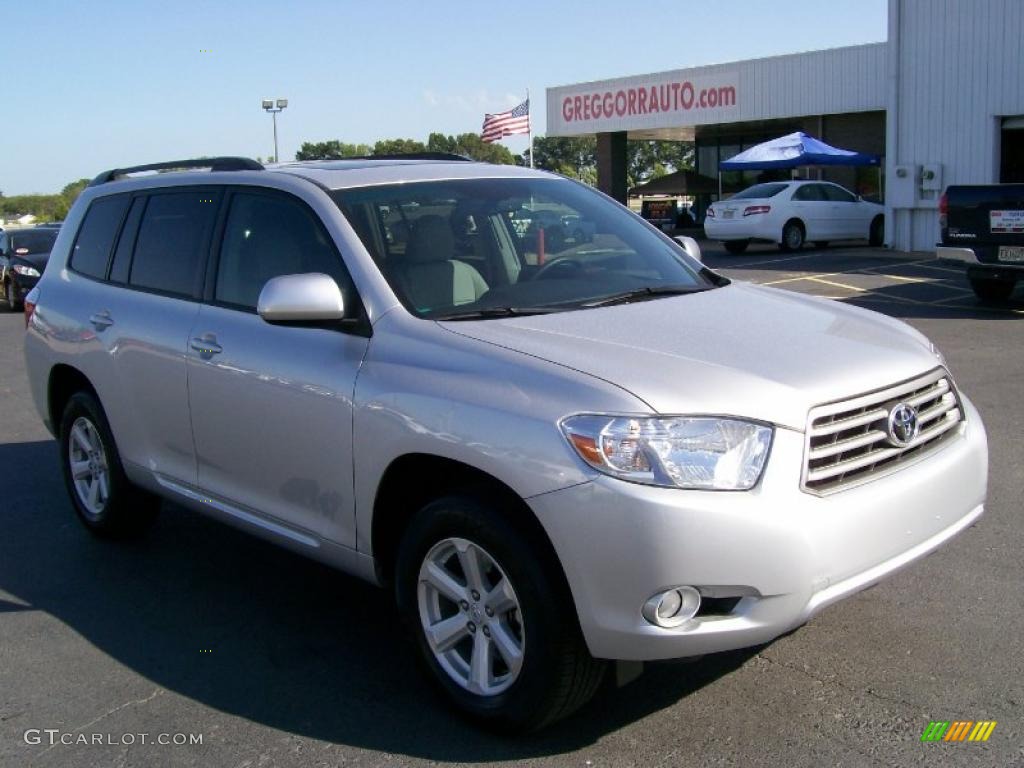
(722, 209, 735, 219)
(998, 245, 1024, 262)
(990, 209, 1024, 233)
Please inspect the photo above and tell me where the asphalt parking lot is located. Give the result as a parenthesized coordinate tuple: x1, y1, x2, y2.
(1, 245, 1022, 768)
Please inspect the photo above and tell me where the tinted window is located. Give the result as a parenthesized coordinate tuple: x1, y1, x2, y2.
(732, 183, 789, 200)
(69, 195, 130, 278)
(109, 197, 146, 284)
(10, 230, 59, 254)
(129, 190, 219, 297)
(822, 184, 857, 203)
(792, 184, 827, 202)
(216, 192, 351, 309)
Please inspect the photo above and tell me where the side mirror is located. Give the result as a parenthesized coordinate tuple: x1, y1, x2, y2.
(674, 235, 703, 264)
(257, 273, 346, 323)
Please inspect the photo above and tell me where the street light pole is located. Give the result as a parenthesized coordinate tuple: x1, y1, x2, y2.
(261, 98, 288, 163)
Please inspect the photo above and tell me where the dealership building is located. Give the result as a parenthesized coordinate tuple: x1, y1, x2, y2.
(545, 0, 1024, 251)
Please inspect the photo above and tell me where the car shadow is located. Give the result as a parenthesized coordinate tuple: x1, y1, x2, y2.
(0, 439, 757, 761)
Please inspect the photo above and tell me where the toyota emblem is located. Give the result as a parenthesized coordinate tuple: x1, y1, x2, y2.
(887, 402, 920, 447)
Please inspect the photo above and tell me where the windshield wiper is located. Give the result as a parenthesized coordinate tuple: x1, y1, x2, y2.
(432, 306, 568, 321)
(579, 285, 711, 309)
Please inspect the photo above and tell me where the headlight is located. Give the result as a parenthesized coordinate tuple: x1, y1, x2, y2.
(561, 415, 773, 490)
(12, 264, 40, 277)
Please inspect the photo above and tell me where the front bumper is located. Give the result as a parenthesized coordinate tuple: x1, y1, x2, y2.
(529, 396, 987, 661)
(5, 272, 39, 302)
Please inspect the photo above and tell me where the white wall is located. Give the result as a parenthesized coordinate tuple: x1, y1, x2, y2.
(887, 0, 1024, 251)
(546, 44, 886, 137)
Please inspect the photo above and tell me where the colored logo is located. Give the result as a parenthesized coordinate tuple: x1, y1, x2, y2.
(887, 402, 920, 447)
(921, 720, 997, 742)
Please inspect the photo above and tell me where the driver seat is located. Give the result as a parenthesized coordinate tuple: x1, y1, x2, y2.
(392, 216, 489, 311)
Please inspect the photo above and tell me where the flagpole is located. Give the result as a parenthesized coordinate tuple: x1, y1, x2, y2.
(526, 88, 534, 168)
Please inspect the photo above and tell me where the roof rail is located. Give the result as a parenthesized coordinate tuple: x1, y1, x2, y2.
(340, 152, 473, 162)
(89, 157, 264, 186)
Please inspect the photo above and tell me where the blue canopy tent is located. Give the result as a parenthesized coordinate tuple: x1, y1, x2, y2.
(717, 131, 881, 197)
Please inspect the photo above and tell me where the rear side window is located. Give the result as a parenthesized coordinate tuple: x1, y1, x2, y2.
(792, 184, 827, 202)
(215, 191, 352, 310)
(129, 190, 220, 297)
(69, 195, 131, 279)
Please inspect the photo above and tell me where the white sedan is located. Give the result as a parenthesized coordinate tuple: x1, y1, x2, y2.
(705, 181, 885, 254)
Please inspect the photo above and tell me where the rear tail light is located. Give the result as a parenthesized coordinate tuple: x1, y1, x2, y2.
(706, 207, 716, 218)
(939, 193, 948, 229)
(743, 205, 771, 216)
(24, 286, 39, 329)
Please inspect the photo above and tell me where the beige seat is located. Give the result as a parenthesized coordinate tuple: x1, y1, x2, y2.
(391, 216, 488, 312)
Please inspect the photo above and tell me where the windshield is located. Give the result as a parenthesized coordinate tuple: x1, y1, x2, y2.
(10, 229, 58, 254)
(730, 183, 790, 200)
(332, 177, 716, 319)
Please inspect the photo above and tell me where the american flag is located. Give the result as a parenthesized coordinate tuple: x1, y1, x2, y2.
(481, 99, 530, 143)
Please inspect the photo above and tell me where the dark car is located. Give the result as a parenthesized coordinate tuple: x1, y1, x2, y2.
(938, 184, 1023, 301)
(1, 226, 60, 311)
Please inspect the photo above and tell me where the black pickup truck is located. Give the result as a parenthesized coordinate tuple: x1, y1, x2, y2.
(938, 184, 1023, 301)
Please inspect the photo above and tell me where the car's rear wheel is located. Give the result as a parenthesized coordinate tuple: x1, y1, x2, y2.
(780, 220, 805, 252)
(723, 240, 749, 254)
(969, 277, 1016, 302)
(869, 215, 885, 247)
(59, 391, 159, 537)
(396, 493, 605, 732)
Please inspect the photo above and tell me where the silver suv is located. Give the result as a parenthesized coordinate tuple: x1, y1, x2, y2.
(24, 156, 988, 732)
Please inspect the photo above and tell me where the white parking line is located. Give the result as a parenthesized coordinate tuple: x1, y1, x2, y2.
(806, 276, 865, 292)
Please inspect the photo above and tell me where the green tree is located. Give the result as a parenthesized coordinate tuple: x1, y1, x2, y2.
(427, 132, 516, 164)
(526, 136, 693, 188)
(295, 140, 372, 160)
(372, 138, 427, 156)
(528, 136, 598, 181)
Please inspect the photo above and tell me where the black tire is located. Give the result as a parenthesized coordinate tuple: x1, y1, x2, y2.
(969, 277, 1015, 302)
(2, 279, 17, 312)
(59, 391, 159, 537)
(723, 240, 750, 255)
(395, 493, 606, 733)
(780, 220, 805, 252)
(869, 215, 885, 247)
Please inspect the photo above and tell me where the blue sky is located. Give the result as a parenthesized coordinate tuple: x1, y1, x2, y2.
(1, 0, 886, 195)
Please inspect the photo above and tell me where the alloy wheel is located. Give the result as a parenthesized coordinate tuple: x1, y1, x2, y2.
(68, 416, 110, 518)
(417, 537, 525, 696)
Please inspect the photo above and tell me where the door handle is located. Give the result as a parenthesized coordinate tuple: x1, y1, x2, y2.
(190, 334, 222, 356)
(89, 311, 114, 331)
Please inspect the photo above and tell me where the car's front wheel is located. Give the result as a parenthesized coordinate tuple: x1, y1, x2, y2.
(2, 279, 18, 311)
(59, 391, 160, 537)
(396, 494, 605, 732)
(869, 215, 885, 247)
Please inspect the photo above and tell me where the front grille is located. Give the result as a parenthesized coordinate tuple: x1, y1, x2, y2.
(802, 368, 963, 495)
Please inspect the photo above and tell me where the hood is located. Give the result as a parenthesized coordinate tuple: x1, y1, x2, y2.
(440, 283, 940, 431)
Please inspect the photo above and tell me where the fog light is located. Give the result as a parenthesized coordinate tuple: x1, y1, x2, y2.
(642, 586, 701, 628)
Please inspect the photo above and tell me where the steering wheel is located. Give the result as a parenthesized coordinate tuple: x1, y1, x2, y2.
(532, 257, 584, 281)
